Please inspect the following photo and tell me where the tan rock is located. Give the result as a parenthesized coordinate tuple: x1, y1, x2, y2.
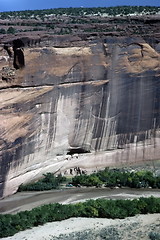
(0, 36, 160, 198)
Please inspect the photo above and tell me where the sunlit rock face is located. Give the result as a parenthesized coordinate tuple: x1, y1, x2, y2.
(0, 35, 160, 198)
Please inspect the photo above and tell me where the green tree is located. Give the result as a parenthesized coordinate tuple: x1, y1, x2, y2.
(0, 28, 6, 34)
(18, 173, 66, 191)
(7, 27, 15, 34)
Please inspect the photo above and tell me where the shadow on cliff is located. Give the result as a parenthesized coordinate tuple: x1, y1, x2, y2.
(13, 39, 25, 69)
(3, 39, 25, 72)
(0, 135, 37, 198)
(0, 137, 24, 198)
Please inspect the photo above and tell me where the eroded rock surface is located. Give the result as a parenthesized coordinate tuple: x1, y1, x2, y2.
(0, 34, 160, 198)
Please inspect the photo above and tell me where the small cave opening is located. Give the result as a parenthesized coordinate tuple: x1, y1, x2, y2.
(13, 39, 25, 70)
(67, 148, 90, 155)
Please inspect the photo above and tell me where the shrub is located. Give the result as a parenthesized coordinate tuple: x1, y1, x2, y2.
(149, 232, 160, 240)
(7, 27, 16, 34)
(0, 28, 6, 34)
(71, 168, 160, 189)
(18, 173, 66, 191)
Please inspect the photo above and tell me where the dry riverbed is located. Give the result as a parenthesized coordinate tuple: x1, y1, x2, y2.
(0, 187, 160, 214)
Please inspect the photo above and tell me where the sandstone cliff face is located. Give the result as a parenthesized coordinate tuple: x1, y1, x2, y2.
(0, 35, 160, 198)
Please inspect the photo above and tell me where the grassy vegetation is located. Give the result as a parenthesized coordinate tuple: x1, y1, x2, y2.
(0, 196, 160, 238)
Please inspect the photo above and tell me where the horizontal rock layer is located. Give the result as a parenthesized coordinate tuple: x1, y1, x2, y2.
(0, 35, 160, 198)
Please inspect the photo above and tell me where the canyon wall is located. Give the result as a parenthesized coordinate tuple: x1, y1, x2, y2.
(0, 34, 160, 198)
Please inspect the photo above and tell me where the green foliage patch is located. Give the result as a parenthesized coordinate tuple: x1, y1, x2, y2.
(18, 173, 66, 191)
(0, 196, 160, 238)
(72, 168, 160, 189)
